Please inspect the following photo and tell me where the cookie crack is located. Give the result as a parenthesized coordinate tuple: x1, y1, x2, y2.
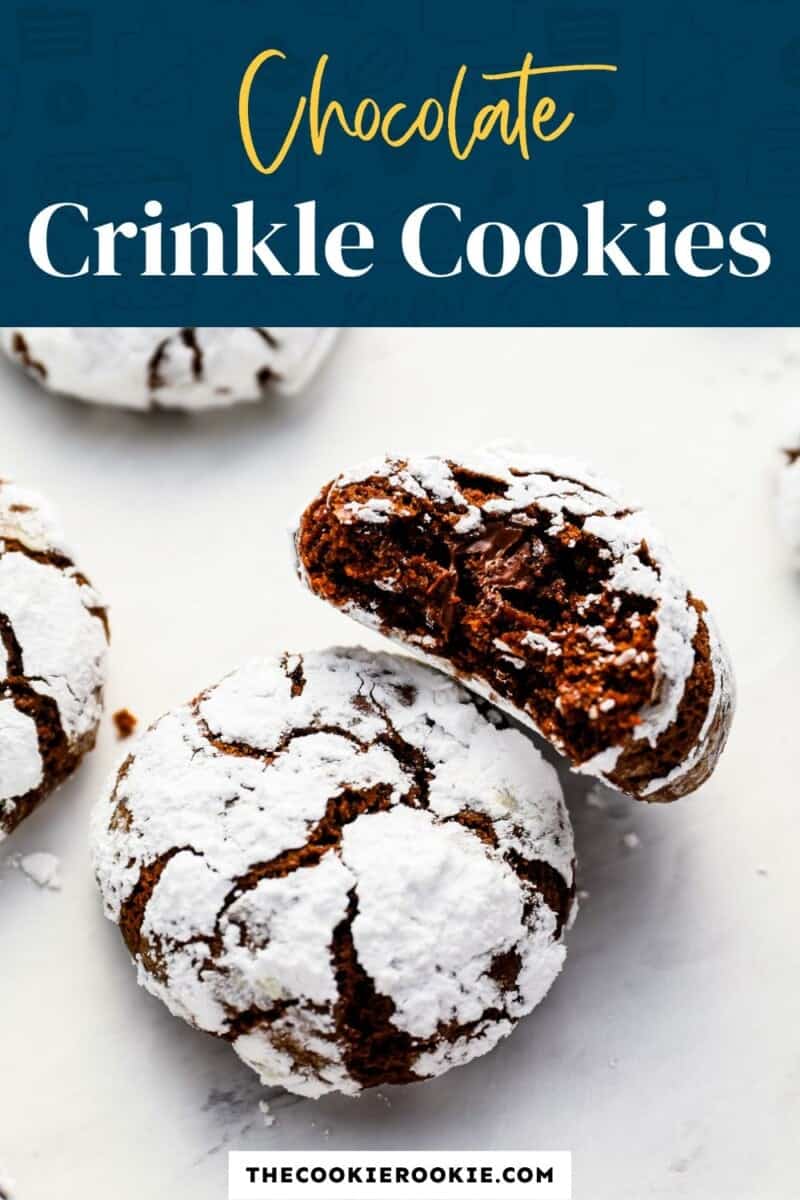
(0, 536, 106, 835)
(11, 331, 47, 378)
(127, 689, 438, 1018)
(224, 997, 301, 1041)
(180, 328, 204, 380)
(506, 849, 576, 939)
(329, 888, 529, 1090)
(108, 754, 136, 831)
(122, 782, 397, 990)
(0, 537, 75, 573)
(252, 328, 283, 388)
(354, 672, 433, 809)
(0, 610, 88, 835)
(193, 708, 369, 763)
(281, 652, 306, 697)
(119, 846, 202, 979)
(446, 808, 574, 938)
(0, 611, 24, 677)
(331, 888, 421, 1088)
(219, 783, 394, 905)
(252, 328, 278, 349)
(0, 541, 108, 637)
(147, 335, 171, 391)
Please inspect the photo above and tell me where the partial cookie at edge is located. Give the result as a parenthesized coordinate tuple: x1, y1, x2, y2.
(1, 327, 338, 411)
(0, 480, 109, 839)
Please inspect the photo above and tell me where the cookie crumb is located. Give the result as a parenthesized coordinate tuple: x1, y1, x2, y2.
(113, 708, 138, 740)
(18, 852, 61, 890)
(258, 1100, 275, 1129)
(621, 832, 641, 851)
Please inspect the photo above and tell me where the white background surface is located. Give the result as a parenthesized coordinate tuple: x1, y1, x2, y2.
(0, 328, 798, 1200)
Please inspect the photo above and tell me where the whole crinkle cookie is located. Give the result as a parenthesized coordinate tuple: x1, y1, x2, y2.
(91, 647, 575, 1098)
(0, 481, 109, 840)
(1, 327, 337, 412)
(293, 446, 735, 803)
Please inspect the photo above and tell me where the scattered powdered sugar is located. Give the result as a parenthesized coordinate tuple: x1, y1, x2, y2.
(1, 328, 337, 412)
(4, 851, 62, 890)
(584, 783, 632, 821)
(621, 832, 641, 851)
(91, 647, 574, 1099)
(258, 1100, 276, 1128)
(585, 785, 610, 811)
(19, 851, 62, 889)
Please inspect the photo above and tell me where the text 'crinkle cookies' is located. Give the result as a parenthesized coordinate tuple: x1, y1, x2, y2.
(91, 648, 575, 1098)
(294, 447, 735, 803)
(1, 327, 337, 412)
(0, 481, 108, 840)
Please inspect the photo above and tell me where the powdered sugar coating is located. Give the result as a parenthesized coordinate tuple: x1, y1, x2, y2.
(0, 700, 42, 804)
(1, 327, 337, 412)
(294, 444, 734, 800)
(0, 480, 108, 840)
(91, 647, 574, 1098)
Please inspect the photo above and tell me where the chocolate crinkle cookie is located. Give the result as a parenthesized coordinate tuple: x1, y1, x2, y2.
(0, 481, 109, 840)
(91, 647, 575, 1098)
(294, 446, 735, 803)
(1, 327, 337, 412)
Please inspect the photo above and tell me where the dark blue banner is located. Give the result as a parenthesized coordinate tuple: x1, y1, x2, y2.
(0, 0, 797, 324)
